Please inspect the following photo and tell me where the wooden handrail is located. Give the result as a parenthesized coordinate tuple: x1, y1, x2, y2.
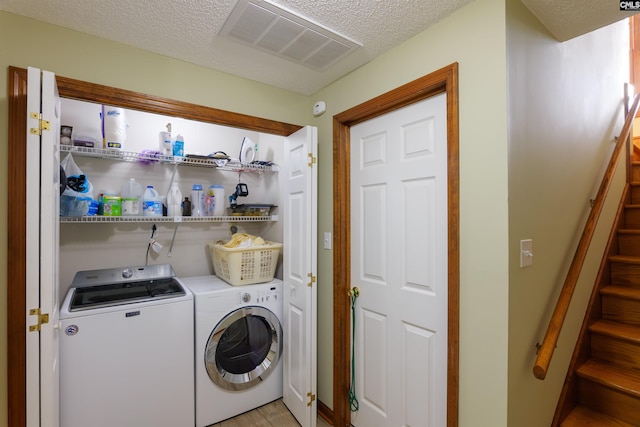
(533, 92, 640, 380)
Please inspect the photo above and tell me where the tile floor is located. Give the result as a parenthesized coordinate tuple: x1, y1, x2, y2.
(211, 399, 332, 426)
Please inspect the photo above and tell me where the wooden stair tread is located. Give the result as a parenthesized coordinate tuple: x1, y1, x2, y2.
(617, 229, 640, 235)
(589, 320, 640, 343)
(577, 360, 640, 398)
(609, 255, 640, 264)
(601, 285, 640, 300)
(561, 405, 636, 427)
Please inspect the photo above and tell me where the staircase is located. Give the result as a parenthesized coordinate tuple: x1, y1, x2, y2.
(558, 160, 640, 426)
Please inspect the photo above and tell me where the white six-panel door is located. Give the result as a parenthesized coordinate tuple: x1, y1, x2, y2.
(26, 67, 61, 427)
(350, 93, 448, 427)
(282, 126, 318, 427)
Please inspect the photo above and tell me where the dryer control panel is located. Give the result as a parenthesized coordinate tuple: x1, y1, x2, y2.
(235, 284, 280, 305)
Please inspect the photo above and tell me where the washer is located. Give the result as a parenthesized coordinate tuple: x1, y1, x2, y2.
(181, 275, 283, 427)
(59, 264, 194, 427)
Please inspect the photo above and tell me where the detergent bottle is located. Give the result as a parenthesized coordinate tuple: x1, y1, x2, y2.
(167, 183, 183, 217)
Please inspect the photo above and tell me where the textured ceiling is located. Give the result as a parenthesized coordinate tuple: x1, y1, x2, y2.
(520, 0, 638, 42)
(0, 0, 633, 95)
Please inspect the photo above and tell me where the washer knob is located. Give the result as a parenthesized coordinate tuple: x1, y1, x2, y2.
(242, 293, 251, 303)
(122, 268, 133, 279)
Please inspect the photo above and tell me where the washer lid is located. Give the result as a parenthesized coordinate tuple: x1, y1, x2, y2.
(69, 277, 186, 311)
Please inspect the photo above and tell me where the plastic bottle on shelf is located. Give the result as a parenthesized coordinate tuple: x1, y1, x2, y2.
(204, 185, 215, 216)
(191, 184, 205, 217)
(143, 185, 162, 217)
(173, 134, 184, 157)
(166, 183, 183, 217)
(159, 123, 172, 156)
(208, 184, 225, 216)
(120, 178, 143, 216)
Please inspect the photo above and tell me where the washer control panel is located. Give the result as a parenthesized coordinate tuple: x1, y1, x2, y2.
(71, 264, 176, 287)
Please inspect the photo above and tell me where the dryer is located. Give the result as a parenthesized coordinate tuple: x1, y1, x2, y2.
(181, 275, 283, 427)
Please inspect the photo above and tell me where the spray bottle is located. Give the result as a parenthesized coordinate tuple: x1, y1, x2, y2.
(159, 123, 172, 156)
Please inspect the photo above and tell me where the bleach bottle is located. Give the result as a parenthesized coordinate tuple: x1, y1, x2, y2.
(143, 186, 162, 217)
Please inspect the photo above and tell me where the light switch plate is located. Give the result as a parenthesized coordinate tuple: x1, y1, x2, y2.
(520, 239, 533, 267)
(323, 232, 332, 250)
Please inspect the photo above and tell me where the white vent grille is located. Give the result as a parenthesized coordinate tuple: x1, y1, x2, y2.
(220, 0, 361, 71)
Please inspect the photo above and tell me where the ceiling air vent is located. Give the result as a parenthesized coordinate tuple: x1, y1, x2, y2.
(220, 0, 361, 71)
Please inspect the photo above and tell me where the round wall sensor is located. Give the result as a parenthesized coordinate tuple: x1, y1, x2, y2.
(313, 101, 326, 116)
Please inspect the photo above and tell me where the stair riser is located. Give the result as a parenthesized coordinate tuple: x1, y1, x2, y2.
(602, 296, 640, 326)
(610, 262, 640, 286)
(591, 334, 640, 372)
(625, 208, 640, 229)
(578, 379, 640, 425)
(617, 234, 640, 256)
(631, 186, 640, 204)
(633, 165, 640, 183)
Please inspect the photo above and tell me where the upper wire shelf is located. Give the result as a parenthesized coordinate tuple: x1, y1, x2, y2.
(60, 145, 278, 173)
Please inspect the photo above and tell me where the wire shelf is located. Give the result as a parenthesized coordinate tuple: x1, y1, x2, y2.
(60, 145, 277, 173)
(60, 215, 278, 224)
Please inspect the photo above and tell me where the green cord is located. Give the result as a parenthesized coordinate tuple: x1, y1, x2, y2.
(349, 293, 359, 412)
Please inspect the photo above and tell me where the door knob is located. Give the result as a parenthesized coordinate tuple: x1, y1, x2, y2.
(347, 287, 360, 297)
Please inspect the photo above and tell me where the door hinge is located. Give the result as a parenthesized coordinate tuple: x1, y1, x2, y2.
(29, 112, 50, 135)
(29, 308, 49, 332)
(308, 153, 317, 168)
(307, 273, 316, 287)
(306, 391, 316, 407)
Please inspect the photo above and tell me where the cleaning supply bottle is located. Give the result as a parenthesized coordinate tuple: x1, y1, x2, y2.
(143, 185, 162, 217)
(207, 184, 225, 216)
(166, 183, 183, 217)
(120, 178, 143, 216)
(191, 184, 204, 217)
(159, 123, 172, 156)
(204, 185, 215, 216)
(182, 197, 192, 216)
(173, 134, 184, 157)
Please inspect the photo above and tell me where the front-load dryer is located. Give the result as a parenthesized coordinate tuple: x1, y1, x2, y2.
(181, 275, 283, 427)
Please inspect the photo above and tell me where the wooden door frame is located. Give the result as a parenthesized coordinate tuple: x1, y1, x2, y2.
(332, 63, 460, 427)
(7, 66, 303, 427)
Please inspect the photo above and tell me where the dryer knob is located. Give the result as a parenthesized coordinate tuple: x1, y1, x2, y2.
(242, 293, 251, 303)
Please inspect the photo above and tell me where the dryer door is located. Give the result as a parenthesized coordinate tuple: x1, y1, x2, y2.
(205, 306, 282, 391)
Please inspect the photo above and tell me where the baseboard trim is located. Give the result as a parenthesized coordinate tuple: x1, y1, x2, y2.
(318, 400, 334, 426)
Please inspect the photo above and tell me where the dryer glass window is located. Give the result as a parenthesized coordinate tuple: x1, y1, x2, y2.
(205, 306, 282, 391)
(217, 316, 270, 374)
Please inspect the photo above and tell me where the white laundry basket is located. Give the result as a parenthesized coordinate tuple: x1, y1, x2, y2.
(208, 241, 282, 286)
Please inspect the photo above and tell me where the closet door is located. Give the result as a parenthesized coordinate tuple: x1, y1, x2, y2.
(282, 126, 318, 427)
(26, 67, 61, 427)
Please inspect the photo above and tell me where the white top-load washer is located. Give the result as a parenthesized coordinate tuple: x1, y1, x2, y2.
(59, 264, 194, 427)
(180, 275, 283, 427)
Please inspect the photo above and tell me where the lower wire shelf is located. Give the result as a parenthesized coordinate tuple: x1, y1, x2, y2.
(60, 215, 277, 224)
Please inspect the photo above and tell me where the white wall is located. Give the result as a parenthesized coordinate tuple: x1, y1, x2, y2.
(312, 0, 510, 424)
(506, 0, 630, 425)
